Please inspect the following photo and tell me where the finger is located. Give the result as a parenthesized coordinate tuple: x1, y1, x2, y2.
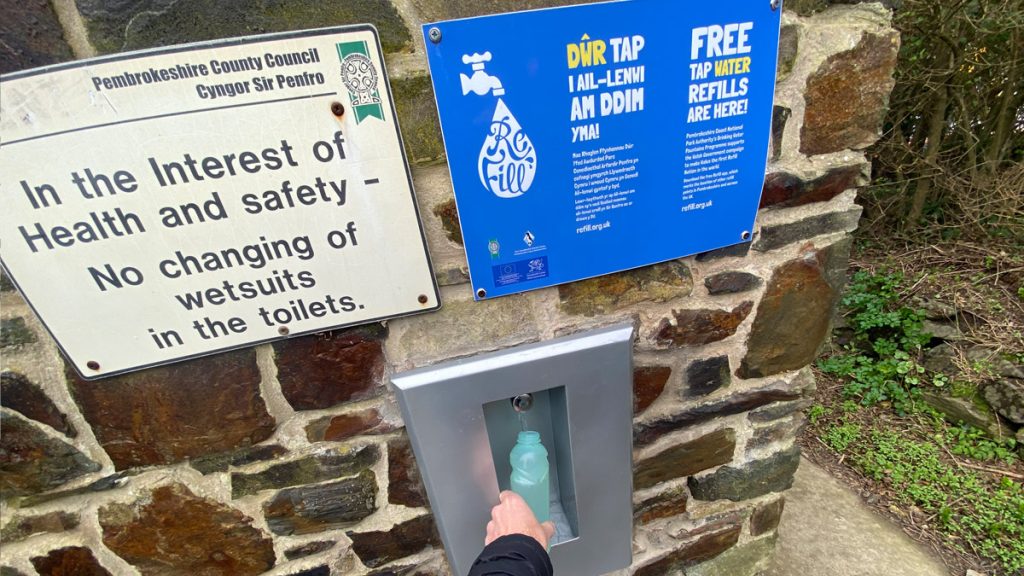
(542, 521, 555, 539)
(484, 521, 497, 546)
(498, 490, 513, 503)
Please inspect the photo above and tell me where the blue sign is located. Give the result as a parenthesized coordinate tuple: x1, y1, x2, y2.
(423, 0, 781, 299)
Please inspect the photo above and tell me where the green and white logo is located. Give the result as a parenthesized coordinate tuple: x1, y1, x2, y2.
(337, 41, 384, 124)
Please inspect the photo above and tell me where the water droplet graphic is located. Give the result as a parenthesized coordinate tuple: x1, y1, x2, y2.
(478, 98, 537, 199)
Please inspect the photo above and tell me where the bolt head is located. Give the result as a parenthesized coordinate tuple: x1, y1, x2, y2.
(429, 27, 442, 43)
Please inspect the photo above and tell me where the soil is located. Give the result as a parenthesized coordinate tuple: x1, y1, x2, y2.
(804, 237, 1024, 576)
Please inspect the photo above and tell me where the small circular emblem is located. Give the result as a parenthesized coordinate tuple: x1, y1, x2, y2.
(341, 54, 380, 105)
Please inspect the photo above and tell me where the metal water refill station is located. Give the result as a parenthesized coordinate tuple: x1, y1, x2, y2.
(393, 323, 635, 576)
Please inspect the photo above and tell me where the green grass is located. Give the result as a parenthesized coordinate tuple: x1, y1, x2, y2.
(818, 270, 933, 413)
(815, 269, 1024, 573)
(821, 421, 1024, 573)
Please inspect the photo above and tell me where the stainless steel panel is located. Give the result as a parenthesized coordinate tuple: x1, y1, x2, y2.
(392, 323, 634, 576)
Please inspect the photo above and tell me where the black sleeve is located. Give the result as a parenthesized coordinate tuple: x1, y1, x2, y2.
(468, 534, 554, 576)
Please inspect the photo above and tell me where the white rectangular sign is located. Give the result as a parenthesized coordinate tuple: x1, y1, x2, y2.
(0, 26, 439, 379)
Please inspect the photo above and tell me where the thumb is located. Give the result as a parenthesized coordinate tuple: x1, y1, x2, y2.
(541, 521, 555, 539)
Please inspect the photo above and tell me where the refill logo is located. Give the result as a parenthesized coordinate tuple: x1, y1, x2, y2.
(461, 52, 537, 199)
(337, 41, 384, 124)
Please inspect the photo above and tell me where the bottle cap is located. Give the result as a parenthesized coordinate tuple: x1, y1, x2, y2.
(517, 431, 541, 444)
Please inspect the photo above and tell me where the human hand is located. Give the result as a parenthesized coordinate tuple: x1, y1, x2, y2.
(485, 491, 556, 550)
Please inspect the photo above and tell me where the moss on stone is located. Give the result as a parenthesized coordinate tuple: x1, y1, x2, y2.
(431, 199, 463, 245)
(76, 0, 412, 54)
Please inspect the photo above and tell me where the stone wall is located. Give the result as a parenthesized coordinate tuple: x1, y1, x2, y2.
(0, 1, 899, 575)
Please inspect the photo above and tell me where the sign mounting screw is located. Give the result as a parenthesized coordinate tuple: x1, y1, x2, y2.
(278, 326, 290, 336)
(741, 230, 752, 241)
(770, 0, 781, 10)
(418, 294, 429, 304)
(476, 288, 487, 299)
(428, 27, 442, 44)
(331, 102, 345, 116)
(86, 361, 100, 371)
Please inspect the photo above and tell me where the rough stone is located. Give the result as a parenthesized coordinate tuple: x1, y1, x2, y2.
(19, 471, 134, 508)
(688, 446, 801, 502)
(0, 567, 25, 576)
(760, 165, 866, 209)
(559, 261, 692, 316)
(284, 566, 329, 576)
(801, 31, 900, 155)
(922, 343, 959, 376)
(233, 444, 379, 498)
(687, 534, 777, 576)
(635, 429, 736, 490)
(189, 445, 288, 474)
(100, 483, 275, 575)
(68, 349, 274, 469)
(748, 398, 815, 424)
(980, 379, 1024, 425)
(922, 319, 966, 342)
(745, 379, 815, 420)
(432, 199, 463, 245)
(784, 0, 828, 15)
(264, 470, 378, 535)
(413, 0, 599, 20)
(1, 371, 76, 436)
(750, 497, 786, 536)
(1, 317, 36, 347)
(435, 267, 470, 287)
(749, 415, 806, 450)
(30, 547, 111, 576)
(366, 565, 417, 576)
(634, 485, 688, 524)
(389, 291, 540, 366)
(777, 24, 799, 80)
(705, 272, 762, 296)
(394, 74, 445, 164)
(1, 511, 79, 542)
(0, 411, 100, 499)
(770, 106, 791, 162)
(389, 434, 427, 508)
(275, 326, 387, 411)
(635, 380, 804, 446)
(913, 297, 957, 321)
(0, 0, 75, 74)
(284, 540, 336, 561)
(686, 356, 732, 396)
(696, 242, 751, 262)
(0, 269, 14, 292)
(753, 207, 862, 252)
(634, 366, 671, 414)
(306, 408, 396, 442)
(740, 243, 850, 378)
(655, 302, 753, 347)
(920, 390, 1015, 439)
(75, 0, 412, 55)
(633, 523, 741, 576)
(967, 346, 1024, 379)
(347, 514, 441, 569)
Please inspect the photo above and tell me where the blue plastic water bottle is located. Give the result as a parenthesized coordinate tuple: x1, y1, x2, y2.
(510, 430, 550, 523)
